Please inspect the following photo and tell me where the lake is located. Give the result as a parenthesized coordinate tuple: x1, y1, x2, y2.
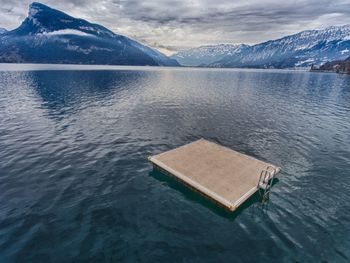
(0, 64, 349, 262)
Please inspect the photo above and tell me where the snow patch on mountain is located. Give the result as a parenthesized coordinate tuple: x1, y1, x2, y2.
(28, 3, 42, 28)
(65, 44, 112, 54)
(28, 3, 40, 18)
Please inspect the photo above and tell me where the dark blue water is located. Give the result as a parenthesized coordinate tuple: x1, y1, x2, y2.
(0, 65, 350, 262)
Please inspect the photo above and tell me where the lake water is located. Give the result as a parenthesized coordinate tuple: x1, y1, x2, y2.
(0, 65, 349, 262)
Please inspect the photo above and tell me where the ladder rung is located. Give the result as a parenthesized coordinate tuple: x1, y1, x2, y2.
(259, 182, 269, 190)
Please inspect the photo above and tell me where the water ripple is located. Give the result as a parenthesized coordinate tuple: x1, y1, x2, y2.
(0, 68, 349, 262)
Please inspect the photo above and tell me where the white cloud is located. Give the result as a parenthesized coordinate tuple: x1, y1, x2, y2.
(40, 29, 94, 36)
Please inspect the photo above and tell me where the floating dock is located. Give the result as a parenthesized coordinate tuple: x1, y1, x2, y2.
(149, 139, 281, 211)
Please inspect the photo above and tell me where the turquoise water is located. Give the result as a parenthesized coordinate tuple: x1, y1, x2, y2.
(0, 65, 349, 262)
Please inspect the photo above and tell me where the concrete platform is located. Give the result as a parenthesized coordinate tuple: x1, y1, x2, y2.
(149, 139, 281, 211)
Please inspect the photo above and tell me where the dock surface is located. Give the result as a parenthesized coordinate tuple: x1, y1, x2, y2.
(149, 139, 280, 211)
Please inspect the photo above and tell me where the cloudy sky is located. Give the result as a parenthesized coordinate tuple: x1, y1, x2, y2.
(1, 0, 350, 55)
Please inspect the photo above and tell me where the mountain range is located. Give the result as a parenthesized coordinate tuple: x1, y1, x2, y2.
(172, 25, 350, 68)
(1, 2, 350, 69)
(0, 2, 179, 66)
(171, 44, 250, 67)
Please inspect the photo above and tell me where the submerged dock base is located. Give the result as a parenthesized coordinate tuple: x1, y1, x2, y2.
(149, 139, 281, 212)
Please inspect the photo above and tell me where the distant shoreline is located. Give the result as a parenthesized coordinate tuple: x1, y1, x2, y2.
(0, 63, 311, 72)
(310, 69, 350, 75)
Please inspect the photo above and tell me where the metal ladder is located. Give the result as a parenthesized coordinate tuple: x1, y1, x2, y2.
(258, 166, 277, 202)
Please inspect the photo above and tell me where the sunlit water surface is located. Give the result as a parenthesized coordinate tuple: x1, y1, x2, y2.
(0, 65, 350, 262)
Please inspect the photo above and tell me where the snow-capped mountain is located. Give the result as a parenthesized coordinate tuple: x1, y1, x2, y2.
(173, 25, 350, 68)
(0, 2, 179, 66)
(171, 44, 250, 66)
(0, 28, 7, 34)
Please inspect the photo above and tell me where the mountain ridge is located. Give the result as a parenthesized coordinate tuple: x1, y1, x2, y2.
(173, 25, 350, 68)
(171, 44, 250, 67)
(0, 2, 179, 66)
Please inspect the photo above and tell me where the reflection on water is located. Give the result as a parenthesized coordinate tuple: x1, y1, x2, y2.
(0, 66, 349, 262)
